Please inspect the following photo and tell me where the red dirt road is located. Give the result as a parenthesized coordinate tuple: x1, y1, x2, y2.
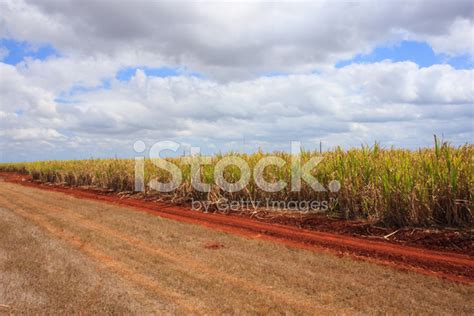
(1, 172, 473, 284)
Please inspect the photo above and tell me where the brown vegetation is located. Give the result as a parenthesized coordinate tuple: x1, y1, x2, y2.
(1, 140, 472, 227)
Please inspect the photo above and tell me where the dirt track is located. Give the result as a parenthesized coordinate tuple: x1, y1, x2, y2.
(0, 180, 473, 314)
(1, 173, 472, 284)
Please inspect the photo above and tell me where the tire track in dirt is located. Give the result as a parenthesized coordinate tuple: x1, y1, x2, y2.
(4, 205, 200, 315)
(0, 184, 323, 313)
(53, 191, 474, 283)
(1, 174, 473, 284)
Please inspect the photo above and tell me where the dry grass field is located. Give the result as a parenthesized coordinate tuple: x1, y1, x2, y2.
(0, 181, 472, 314)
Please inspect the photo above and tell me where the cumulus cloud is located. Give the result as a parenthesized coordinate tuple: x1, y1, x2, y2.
(423, 18, 474, 56)
(1, 58, 472, 161)
(0, 0, 472, 161)
(1, 0, 473, 79)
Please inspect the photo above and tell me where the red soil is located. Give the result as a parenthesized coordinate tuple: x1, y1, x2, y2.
(1, 172, 473, 284)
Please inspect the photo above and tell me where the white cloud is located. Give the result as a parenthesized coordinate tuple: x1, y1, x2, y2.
(0, 0, 472, 80)
(0, 127, 64, 141)
(0, 1, 473, 161)
(0, 59, 472, 161)
(425, 18, 474, 56)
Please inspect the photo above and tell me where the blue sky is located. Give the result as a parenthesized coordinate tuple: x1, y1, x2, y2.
(337, 40, 473, 69)
(2, 38, 472, 71)
(0, 39, 58, 64)
(116, 66, 179, 80)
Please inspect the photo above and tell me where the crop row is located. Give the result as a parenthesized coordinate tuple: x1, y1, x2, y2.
(1, 140, 471, 227)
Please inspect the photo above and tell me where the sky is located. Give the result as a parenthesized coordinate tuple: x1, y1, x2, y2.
(0, 0, 473, 162)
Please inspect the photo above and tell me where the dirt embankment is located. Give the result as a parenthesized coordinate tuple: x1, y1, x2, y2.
(0, 172, 473, 284)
